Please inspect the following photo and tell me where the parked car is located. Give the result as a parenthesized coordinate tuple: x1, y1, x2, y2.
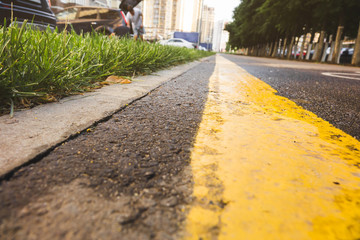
(294, 50, 306, 58)
(340, 48, 354, 64)
(159, 38, 196, 49)
(198, 46, 207, 51)
(310, 47, 353, 63)
(55, 6, 129, 36)
(0, 0, 56, 30)
(50, 5, 64, 14)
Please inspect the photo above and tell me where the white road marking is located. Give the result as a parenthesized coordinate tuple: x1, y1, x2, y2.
(322, 72, 360, 81)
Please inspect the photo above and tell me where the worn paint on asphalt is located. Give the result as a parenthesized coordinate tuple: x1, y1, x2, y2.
(321, 72, 360, 81)
(185, 55, 360, 240)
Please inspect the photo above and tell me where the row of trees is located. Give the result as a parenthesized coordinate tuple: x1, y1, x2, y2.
(225, 0, 360, 65)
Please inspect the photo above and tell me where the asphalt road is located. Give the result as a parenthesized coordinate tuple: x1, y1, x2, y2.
(222, 54, 360, 140)
(0, 57, 215, 240)
(185, 55, 360, 239)
(1, 54, 360, 240)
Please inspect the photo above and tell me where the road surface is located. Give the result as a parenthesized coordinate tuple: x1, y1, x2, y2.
(1, 54, 360, 240)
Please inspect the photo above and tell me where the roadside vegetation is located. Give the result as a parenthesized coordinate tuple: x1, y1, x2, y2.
(226, 0, 360, 65)
(0, 22, 213, 116)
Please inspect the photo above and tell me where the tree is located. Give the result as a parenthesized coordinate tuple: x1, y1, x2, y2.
(225, 0, 267, 49)
(226, 0, 360, 61)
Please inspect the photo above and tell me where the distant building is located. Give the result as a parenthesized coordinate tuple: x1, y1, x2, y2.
(141, 0, 182, 40)
(50, 0, 210, 42)
(213, 20, 229, 52)
(191, 0, 202, 32)
(199, 5, 214, 45)
(142, 0, 206, 41)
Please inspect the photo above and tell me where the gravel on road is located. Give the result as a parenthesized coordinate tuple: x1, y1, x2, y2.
(0, 57, 216, 240)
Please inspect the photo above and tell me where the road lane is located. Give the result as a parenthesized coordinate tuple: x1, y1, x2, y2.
(322, 72, 360, 81)
(0, 58, 216, 240)
(2, 54, 360, 240)
(222, 54, 360, 140)
(185, 55, 360, 239)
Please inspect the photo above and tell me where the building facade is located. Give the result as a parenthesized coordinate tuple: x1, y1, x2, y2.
(213, 20, 229, 52)
(141, 0, 182, 40)
(142, 0, 206, 41)
(199, 5, 214, 44)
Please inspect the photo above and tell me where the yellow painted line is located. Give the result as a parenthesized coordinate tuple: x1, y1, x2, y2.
(184, 55, 360, 240)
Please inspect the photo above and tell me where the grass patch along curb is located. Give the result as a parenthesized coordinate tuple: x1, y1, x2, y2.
(0, 22, 214, 116)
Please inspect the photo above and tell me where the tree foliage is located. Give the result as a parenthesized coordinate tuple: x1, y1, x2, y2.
(225, 0, 360, 48)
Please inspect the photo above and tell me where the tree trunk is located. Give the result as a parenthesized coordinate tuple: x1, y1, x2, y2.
(312, 43, 319, 60)
(300, 35, 306, 60)
(321, 42, 329, 62)
(327, 42, 335, 62)
(278, 39, 283, 57)
(314, 31, 326, 62)
(325, 35, 333, 61)
(272, 40, 278, 57)
(306, 43, 312, 60)
(351, 22, 360, 66)
(294, 37, 300, 59)
(260, 44, 265, 56)
(287, 37, 295, 59)
(262, 44, 267, 57)
(294, 37, 299, 59)
(268, 42, 274, 57)
(281, 38, 288, 58)
(266, 43, 270, 56)
(252, 46, 256, 56)
(331, 25, 344, 63)
(266, 42, 270, 56)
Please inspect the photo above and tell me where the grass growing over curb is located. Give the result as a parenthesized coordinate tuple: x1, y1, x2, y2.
(0, 22, 214, 116)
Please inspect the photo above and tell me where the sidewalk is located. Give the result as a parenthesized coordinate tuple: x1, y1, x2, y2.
(0, 60, 202, 177)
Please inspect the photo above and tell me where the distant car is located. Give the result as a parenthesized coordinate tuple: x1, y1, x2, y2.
(0, 0, 56, 30)
(55, 6, 129, 36)
(159, 38, 196, 49)
(294, 50, 306, 58)
(323, 47, 353, 63)
(198, 46, 207, 51)
(340, 48, 354, 64)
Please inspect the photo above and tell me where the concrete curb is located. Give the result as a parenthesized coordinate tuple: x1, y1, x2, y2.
(0, 60, 203, 177)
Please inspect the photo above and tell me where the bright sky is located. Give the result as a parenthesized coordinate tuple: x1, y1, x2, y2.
(205, 0, 239, 22)
(181, 0, 239, 31)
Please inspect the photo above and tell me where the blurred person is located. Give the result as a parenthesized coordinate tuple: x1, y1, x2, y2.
(126, 5, 145, 40)
(112, 22, 130, 37)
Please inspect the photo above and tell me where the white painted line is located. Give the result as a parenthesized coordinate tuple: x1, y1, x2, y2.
(322, 72, 360, 81)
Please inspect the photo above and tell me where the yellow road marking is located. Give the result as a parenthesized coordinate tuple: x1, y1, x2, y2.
(184, 55, 360, 240)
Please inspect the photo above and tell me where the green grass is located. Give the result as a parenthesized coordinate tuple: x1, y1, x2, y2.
(0, 21, 214, 115)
